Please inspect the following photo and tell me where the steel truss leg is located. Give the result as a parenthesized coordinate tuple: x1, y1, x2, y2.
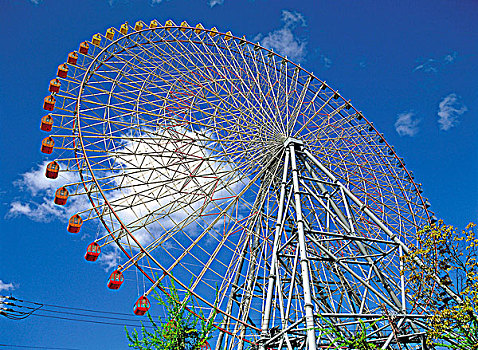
(242, 139, 451, 349)
(288, 141, 318, 350)
(260, 148, 291, 350)
(260, 139, 318, 350)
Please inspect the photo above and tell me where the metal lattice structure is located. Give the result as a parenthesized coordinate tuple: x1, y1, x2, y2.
(38, 19, 449, 349)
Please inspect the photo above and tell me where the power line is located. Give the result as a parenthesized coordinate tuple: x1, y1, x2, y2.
(27, 312, 155, 329)
(0, 344, 79, 350)
(3, 296, 164, 318)
(1, 295, 158, 328)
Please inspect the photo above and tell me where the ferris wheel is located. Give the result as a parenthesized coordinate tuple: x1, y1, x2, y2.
(38, 19, 455, 350)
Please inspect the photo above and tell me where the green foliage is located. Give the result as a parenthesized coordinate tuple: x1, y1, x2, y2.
(402, 221, 478, 349)
(319, 315, 381, 350)
(126, 278, 217, 350)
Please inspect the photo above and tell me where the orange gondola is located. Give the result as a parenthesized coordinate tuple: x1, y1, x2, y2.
(57, 63, 68, 78)
(45, 161, 59, 179)
(40, 114, 53, 132)
(92, 33, 102, 46)
(85, 242, 101, 261)
(133, 296, 150, 316)
(149, 20, 159, 29)
(120, 22, 128, 35)
(79, 41, 89, 55)
(107, 270, 124, 289)
(43, 95, 55, 111)
(106, 27, 115, 40)
(67, 51, 78, 65)
(41, 136, 54, 154)
(49, 78, 61, 93)
(54, 186, 69, 205)
(134, 21, 144, 31)
(67, 214, 83, 233)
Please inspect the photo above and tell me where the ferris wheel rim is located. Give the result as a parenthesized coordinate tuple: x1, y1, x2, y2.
(40, 20, 438, 346)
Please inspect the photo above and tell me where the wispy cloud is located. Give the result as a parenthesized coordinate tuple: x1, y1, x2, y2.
(413, 59, 439, 73)
(0, 279, 15, 292)
(394, 111, 420, 137)
(100, 248, 121, 271)
(280, 9, 306, 27)
(437, 93, 467, 131)
(443, 52, 457, 64)
(29, 0, 41, 4)
(257, 10, 307, 62)
(6, 161, 88, 223)
(414, 51, 458, 73)
(208, 0, 224, 7)
(320, 55, 332, 69)
(7, 200, 65, 223)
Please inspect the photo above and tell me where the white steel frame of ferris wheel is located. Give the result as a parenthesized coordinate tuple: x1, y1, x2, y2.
(44, 23, 464, 350)
(240, 137, 461, 350)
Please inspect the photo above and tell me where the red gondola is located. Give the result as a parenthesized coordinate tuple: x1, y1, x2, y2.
(67, 214, 83, 233)
(40, 114, 53, 132)
(79, 41, 89, 55)
(54, 186, 69, 205)
(41, 136, 54, 154)
(49, 78, 61, 93)
(67, 51, 78, 65)
(57, 63, 68, 78)
(43, 95, 55, 111)
(107, 270, 124, 289)
(200, 342, 211, 350)
(45, 161, 59, 179)
(133, 296, 150, 316)
(85, 242, 101, 261)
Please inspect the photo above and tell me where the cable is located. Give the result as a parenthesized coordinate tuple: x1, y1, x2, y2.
(0, 344, 79, 350)
(6, 296, 163, 318)
(27, 312, 155, 329)
(27, 307, 157, 324)
(1, 296, 162, 329)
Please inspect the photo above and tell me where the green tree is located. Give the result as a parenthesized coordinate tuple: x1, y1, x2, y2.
(126, 278, 216, 350)
(402, 221, 478, 349)
(320, 316, 381, 350)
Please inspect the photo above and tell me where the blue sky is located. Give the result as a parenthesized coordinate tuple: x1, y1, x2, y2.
(0, 0, 477, 348)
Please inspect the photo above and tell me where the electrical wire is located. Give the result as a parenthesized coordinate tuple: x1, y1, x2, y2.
(0, 295, 158, 328)
(1, 295, 260, 345)
(0, 296, 142, 318)
(26, 312, 156, 329)
(0, 344, 79, 350)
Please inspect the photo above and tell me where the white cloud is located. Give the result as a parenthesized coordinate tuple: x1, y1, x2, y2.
(7, 200, 64, 223)
(30, 0, 41, 4)
(0, 280, 15, 292)
(414, 52, 458, 72)
(413, 59, 439, 73)
(208, 0, 224, 7)
(444, 51, 457, 64)
(100, 248, 122, 271)
(281, 9, 306, 28)
(320, 55, 332, 69)
(107, 127, 246, 247)
(7, 127, 247, 271)
(258, 10, 307, 62)
(6, 161, 89, 223)
(394, 111, 420, 137)
(437, 93, 467, 131)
